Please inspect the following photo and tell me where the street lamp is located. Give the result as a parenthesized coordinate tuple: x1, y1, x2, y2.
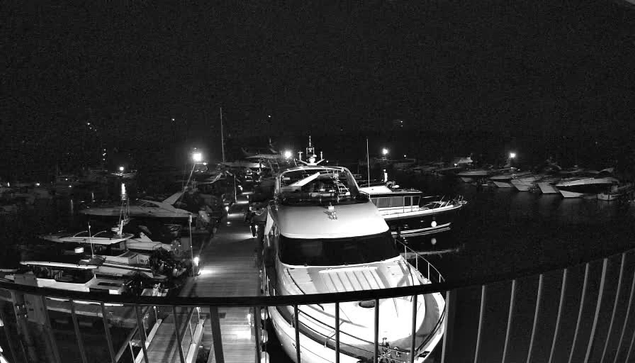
(186, 151, 204, 189)
(509, 152, 516, 159)
(382, 148, 389, 156)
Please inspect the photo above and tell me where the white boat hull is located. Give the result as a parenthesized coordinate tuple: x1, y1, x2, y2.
(492, 181, 514, 188)
(268, 291, 445, 363)
(511, 180, 537, 192)
(537, 182, 559, 194)
(559, 189, 588, 198)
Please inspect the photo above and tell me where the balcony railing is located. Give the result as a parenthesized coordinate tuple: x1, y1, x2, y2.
(1, 246, 635, 363)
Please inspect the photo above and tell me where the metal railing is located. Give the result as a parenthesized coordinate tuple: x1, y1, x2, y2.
(2, 247, 635, 363)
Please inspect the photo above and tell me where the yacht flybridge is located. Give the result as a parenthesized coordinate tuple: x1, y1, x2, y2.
(262, 138, 445, 363)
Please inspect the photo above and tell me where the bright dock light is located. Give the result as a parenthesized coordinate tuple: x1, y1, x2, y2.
(284, 150, 293, 159)
(382, 148, 389, 156)
(119, 166, 124, 172)
(192, 151, 203, 163)
(509, 152, 517, 159)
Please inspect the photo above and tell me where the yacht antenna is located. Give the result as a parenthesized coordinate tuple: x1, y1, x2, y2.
(297, 136, 325, 166)
(220, 107, 225, 163)
(88, 222, 95, 258)
(366, 138, 371, 187)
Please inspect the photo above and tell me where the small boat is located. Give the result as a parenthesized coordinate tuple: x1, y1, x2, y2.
(11, 257, 127, 295)
(80, 192, 196, 222)
(489, 170, 533, 188)
(456, 168, 495, 183)
(597, 183, 634, 201)
(555, 176, 620, 198)
(511, 173, 544, 192)
(536, 176, 562, 194)
(360, 184, 466, 238)
(39, 230, 134, 245)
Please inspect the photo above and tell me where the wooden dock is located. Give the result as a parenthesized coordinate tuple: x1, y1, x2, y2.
(179, 206, 261, 363)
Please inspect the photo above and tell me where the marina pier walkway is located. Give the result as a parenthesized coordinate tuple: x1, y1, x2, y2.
(177, 205, 261, 362)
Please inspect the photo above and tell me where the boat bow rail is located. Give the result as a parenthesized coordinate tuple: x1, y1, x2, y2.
(1, 246, 635, 363)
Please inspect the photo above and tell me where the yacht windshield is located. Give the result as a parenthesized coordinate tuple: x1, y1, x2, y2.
(279, 231, 399, 266)
(278, 168, 367, 205)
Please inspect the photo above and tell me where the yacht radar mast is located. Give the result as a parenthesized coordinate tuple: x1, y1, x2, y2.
(297, 136, 324, 166)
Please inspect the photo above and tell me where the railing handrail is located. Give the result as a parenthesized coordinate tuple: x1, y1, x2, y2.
(2, 245, 632, 307)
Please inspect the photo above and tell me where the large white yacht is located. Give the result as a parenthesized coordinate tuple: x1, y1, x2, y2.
(262, 141, 445, 363)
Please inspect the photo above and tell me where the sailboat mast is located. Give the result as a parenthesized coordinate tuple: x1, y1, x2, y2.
(220, 107, 226, 163)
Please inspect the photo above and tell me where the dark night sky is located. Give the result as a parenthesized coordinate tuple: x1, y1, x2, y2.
(2, 0, 635, 176)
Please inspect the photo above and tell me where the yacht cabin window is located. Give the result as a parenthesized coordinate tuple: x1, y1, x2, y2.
(279, 231, 399, 266)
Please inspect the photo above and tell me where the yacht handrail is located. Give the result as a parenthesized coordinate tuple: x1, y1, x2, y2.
(396, 238, 445, 284)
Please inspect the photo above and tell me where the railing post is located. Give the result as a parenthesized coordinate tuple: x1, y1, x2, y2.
(474, 285, 487, 363)
(69, 300, 88, 363)
(548, 268, 569, 363)
(38, 295, 61, 363)
(568, 263, 591, 363)
(409, 294, 418, 363)
(614, 267, 635, 363)
(135, 305, 150, 363)
(209, 305, 225, 363)
(0, 300, 20, 363)
(294, 305, 301, 363)
(335, 302, 340, 363)
(374, 298, 380, 363)
(601, 254, 626, 363)
(100, 303, 117, 363)
(583, 258, 608, 363)
(526, 274, 544, 363)
(440, 289, 456, 363)
(171, 306, 186, 363)
(501, 279, 517, 363)
(254, 306, 262, 363)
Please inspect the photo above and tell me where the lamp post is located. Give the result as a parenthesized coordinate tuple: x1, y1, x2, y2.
(185, 151, 204, 189)
(508, 152, 517, 167)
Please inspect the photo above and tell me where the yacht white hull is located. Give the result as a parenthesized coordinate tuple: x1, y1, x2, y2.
(511, 179, 539, 192)
(559, 190, 588, 198)
(537, 182, 559, 194)
(268, 291, 445, 363)
(492, 181, 514, 188)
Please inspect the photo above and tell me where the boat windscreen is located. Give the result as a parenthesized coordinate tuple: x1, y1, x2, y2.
(279, 231, 399, 266)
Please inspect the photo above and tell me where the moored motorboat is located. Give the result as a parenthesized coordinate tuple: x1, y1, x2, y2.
(511, 173, 544, 192)
(9, 257, 127, 295)
(597, 183, 633, 201)
(456, 168, 494, 183)
(536, 176, 562, 194)
(39, 229, 134, 245)
(555, 176, 619, 198)
(262, 140, 445, 363)
(360, 184, 466, 239)
(489, 170, 532, 188)
(80, 192, 197, 223)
